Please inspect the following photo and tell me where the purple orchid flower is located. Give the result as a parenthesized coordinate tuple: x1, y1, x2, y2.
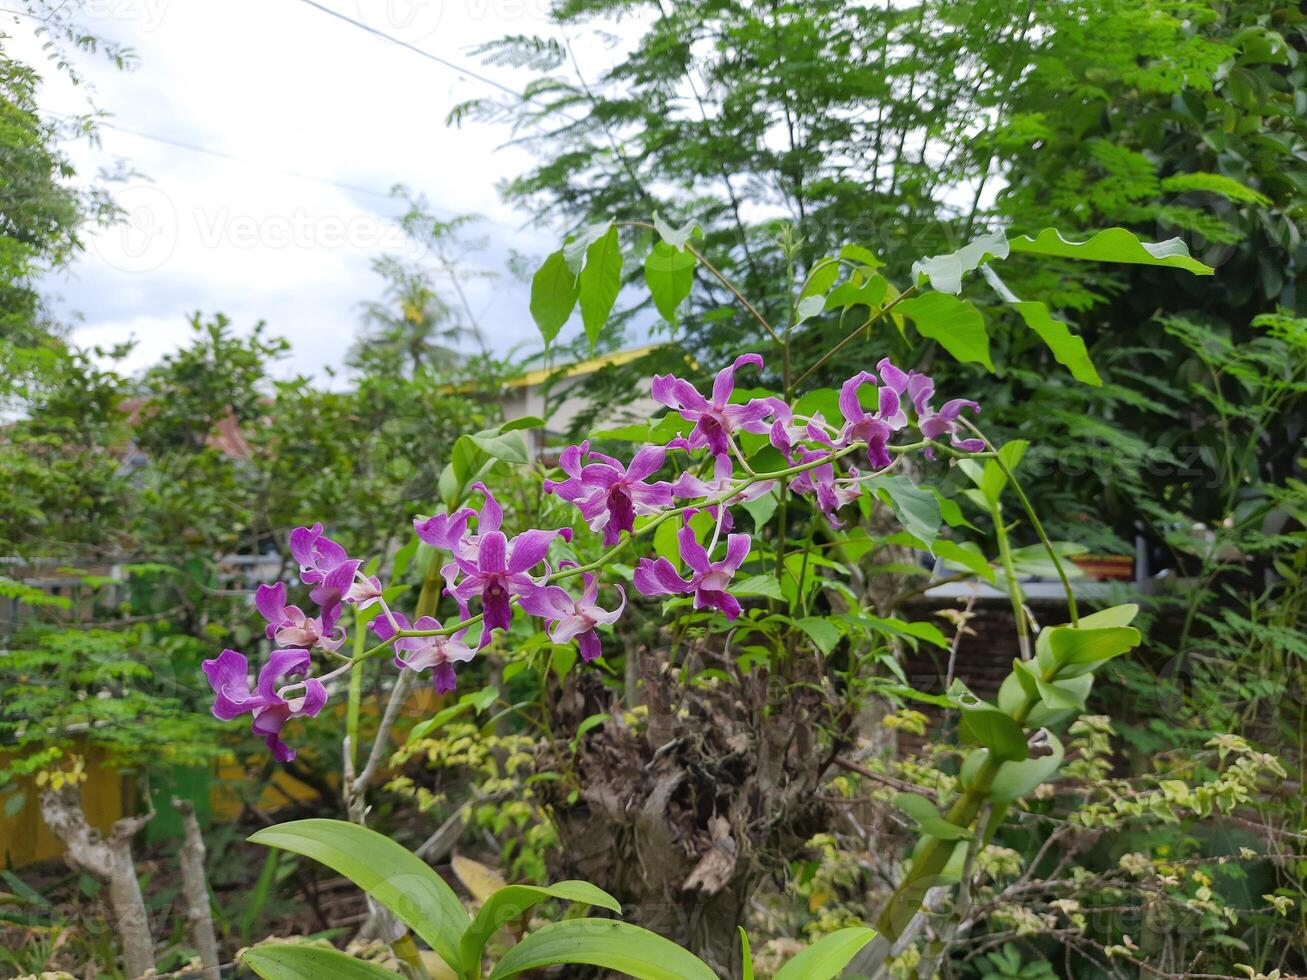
(307, 558, 363, 634)
(254, 582, 345, 652)
(289, 523, 349, 584)
(633, 525, 751, 620)
(203, 648, 327, 762)
(788, 423, 861, 528)
(651, 353, 776, 458)
(415, 482, 505, 564)
(545, 441, 674, 545)
(838, 360, 910, 469)
(907, 373, 984, 458)
(520, 572, 626, 662)
(448, 523, 569, 648)
(371, 611, 475, 694)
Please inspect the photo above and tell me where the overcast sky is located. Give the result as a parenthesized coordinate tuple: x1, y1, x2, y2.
(7, 0, 619, 380)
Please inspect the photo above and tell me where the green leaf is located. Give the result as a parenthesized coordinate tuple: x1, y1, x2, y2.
(248, 819, 469, 973)
(579, 226, 623, 349)
(988, 731, 1065, 803)
(911, 230, 1009, 294)
(406, 688, 498, 746)
(839, 243, 883, 270)
(801, 258, 841, 298)
(795, 617, 843, 654)
(1076, 603, 1140, 629)
(470, 431, 530, 466)
(897, 293, 994, 370)
(1160, 172, 1271, 206)
(891, 793, 970, 841)
(652, 212, 701, 250)
(1047, 625, 1141, 678)
(243, 945, 400, 980)
(795, 294, 826, 323)
(957, 703, 1028, 762)
(733, 573, 785, 600)
(773, 927, 878, 980)
(499, 415, 546, 434)
(1007, 227, 1214, 276)
(825, 275, 889, 312)
(644, 242, 696, 324)
(932, 539, 994, 581)
(487, 919, 717, 980)
(1011, 301, 1102, 386)
(530, 250, 579, 346)
(867, 475, 942, 551)
(741, 489, 778, 530)
(563, 220, 615, 271)
(740, 928, 754, 980)
(1035, 675, 1088, 711)
(462, 881, 621, 968)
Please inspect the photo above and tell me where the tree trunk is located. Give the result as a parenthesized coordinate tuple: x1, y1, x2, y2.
(40, 787, 155, 978)
(537, 645, 847, 976)
(172, 797, 220, 979)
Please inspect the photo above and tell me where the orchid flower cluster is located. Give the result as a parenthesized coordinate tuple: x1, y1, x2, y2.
(204, 353, 982, 760)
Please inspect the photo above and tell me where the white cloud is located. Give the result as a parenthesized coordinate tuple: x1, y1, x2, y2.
(9, 0, 588, 380)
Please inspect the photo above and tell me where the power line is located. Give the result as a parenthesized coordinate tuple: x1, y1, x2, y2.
(288, 0, 524, 100)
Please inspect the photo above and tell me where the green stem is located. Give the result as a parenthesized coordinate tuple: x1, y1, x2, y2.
(962, 419, 1079, 626)
(346, 610, 365, 775)
(993, 509, 1031, 660)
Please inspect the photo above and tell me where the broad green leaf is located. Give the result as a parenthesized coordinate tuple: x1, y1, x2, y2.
(988, 731, 1065, 803)
(486, 918, 717, 980)
(795, 294, 826, 323)
(795, 617, 842, 654)
(1075, 603, 1140, 629)
(773, 927, 878, 980)
(854, 615, 950, 650)
(644, 242, 696, 324)
(248, 819, 469, 973)
(243, 945, 399, 980)
(932, 539, 994, 582)
(801, 258, 841, 298)
(839, 243, 883, 270)
(897, 293, 994, 370)
(1047, 625, 1141, 678)
(891, 793, 970, 841)
(911, 230, 1009, 294)
(867, 475, 942, 551)
(1011, 301, 1102, 386)
(652, 212, 700, 250)
(741, 489, 778, 530)
(461, 881, 621, 968)
(564, 220, 615, 271)
(739, 928, 754, 980)
(825, 275, 889, 312)
(579, 225, 623, 349)
(957, 703, 1028, 762)
(470, 431, 530, 466)
(733, 573, 785, 600)
(1007, 227, 1214, 275)
(1035, 675, 1087, 711)
(530, 250, 579, 346)
(499, 415, 545, 433)
(980, 264, 1100, 385)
